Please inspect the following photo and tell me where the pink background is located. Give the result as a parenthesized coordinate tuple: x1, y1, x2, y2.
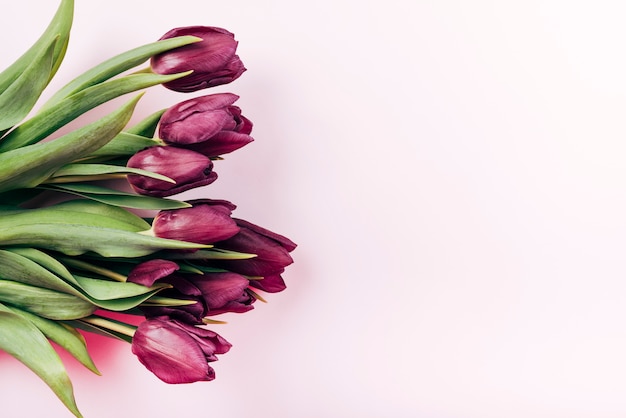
(3, 1, 626, 417)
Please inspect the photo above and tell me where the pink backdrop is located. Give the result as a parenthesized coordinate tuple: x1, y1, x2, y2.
(2, 1, 626, 417)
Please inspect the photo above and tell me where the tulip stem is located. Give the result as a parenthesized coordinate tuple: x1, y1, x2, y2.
(58, 257, 127, 282)
(43, 174, 128, 184)
(80, 316, 136, 338)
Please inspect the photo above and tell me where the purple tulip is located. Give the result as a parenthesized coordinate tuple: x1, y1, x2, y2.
(158, 93, 253, 157)
(211, 218, 297, 278)
(132, 318, 231, 383)
(249, 274, 287, 293)
(151, 26, 246, 92)
(139, 275, 207, 324)
(127, 146, 217, 197)
(194, 272, 255, 316)
(127, 259, 179, 286)
(140, 272, 255, 322)
(153, 199, 239, 245)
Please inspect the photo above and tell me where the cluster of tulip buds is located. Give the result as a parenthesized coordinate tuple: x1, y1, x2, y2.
(0, 1, 295, 417)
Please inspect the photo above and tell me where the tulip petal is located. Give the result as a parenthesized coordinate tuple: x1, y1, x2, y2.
(132, 320, 214, 383)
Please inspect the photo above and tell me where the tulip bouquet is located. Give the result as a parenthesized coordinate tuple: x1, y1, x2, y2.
(0, 1, 295, 417)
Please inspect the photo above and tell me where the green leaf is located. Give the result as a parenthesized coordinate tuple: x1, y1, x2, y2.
(4, 305, 100, 375)
(0, 95, 141, 192)
(7, 248, 77, 283)
(0, 280, 96, 320)
(42, 199, 152, 230)
(0, 223, 209, 257)
(0, 37, 56, 131)
(69, 316, 135, 344)
(43, 183, 191, 210)
(0, 308, 83, 417)
(0, 249, 84, 296)
(0, 0, 73, 94)
(42, 36, 200, 108)
(48, 162, 174, 183)
(0, 206, 149, 232)
(0, 72, 187, 152)
(126, 109, 166, 137)
(84, 131, 163, 159)
(73, 275, 167, 301)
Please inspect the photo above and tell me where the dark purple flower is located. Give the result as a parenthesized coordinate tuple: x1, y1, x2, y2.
(212, 218, 296, 277)
(194, 272, 255, 316)
(249, 274, 287, 293)
(132, 318, 231, 383)
(139, 272, 255, 322)
(158, 93, 253, 157)
(151, 26, 246, 92)
(128, 259, 179, 286)
(153, 199, 239, 245)
(139, 275, 207, 324)
(127, 146, 217, 197)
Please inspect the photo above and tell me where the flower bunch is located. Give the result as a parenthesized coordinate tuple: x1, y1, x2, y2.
(0, 2, 295, 417)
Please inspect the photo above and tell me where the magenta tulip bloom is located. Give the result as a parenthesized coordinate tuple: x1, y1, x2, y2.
(151, 26, 246, 92)
(153, 199, 239, 245)
(132, 319, 231, 383)
(127, 146, 217, 197)
(127, 259, 180, 286)
(194, 272, 255, 315)
(159, 93, 253, 157)
(211, 218, 297, 278)
(138, 272, 255, 322)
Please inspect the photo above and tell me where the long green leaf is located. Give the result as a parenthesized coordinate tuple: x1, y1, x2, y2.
(0, 280, 96, 320)
(0, 223, 209, 257)
(0, 37, 56, 131)
(5, 305, 100, 375)
(0, 308, 83, 417)
(43, 199, 152, 230)
(0, 206, 148, 232)
(48, 163, 174, 183)
(0, 0, 73, 93)
(81, 131, 162, 159)
(0, 249, 84, 296)
(0, 72, 187, 152)
(0, 95, 141, 192)
(42, 183, 191, 210)
(7, 248, 77, 283)
(126, 109, 166, 137)
(42, 36, 200, 108)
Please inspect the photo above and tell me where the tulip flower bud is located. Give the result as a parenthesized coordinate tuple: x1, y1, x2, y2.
(211, 218, 297, 278)
(153, 199, 239, 245)
(151, 26, 246, 92)
(194, 272, 255, 315)
(127, 259, 180, 286)
(132, 318, 231, 383)
(158, 93, 253, 157)
(127, 146, 217, 197)
(140, 275, 207, 324)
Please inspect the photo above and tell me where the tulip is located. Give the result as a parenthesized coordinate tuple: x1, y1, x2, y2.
(138, 272, 255, 321)
(139, 275, 207, 324)
(151, 26, 246, 92)
(249, 274, 287, 293)
(194, 272, 255, 316)
(132, 318, 231, 383)
(127, 259, 179, 286)
(127, 146, 217, 197)
(158, 93, 253, 157)
(152, 199, 239, 245)
(211, 218, 296, 278)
